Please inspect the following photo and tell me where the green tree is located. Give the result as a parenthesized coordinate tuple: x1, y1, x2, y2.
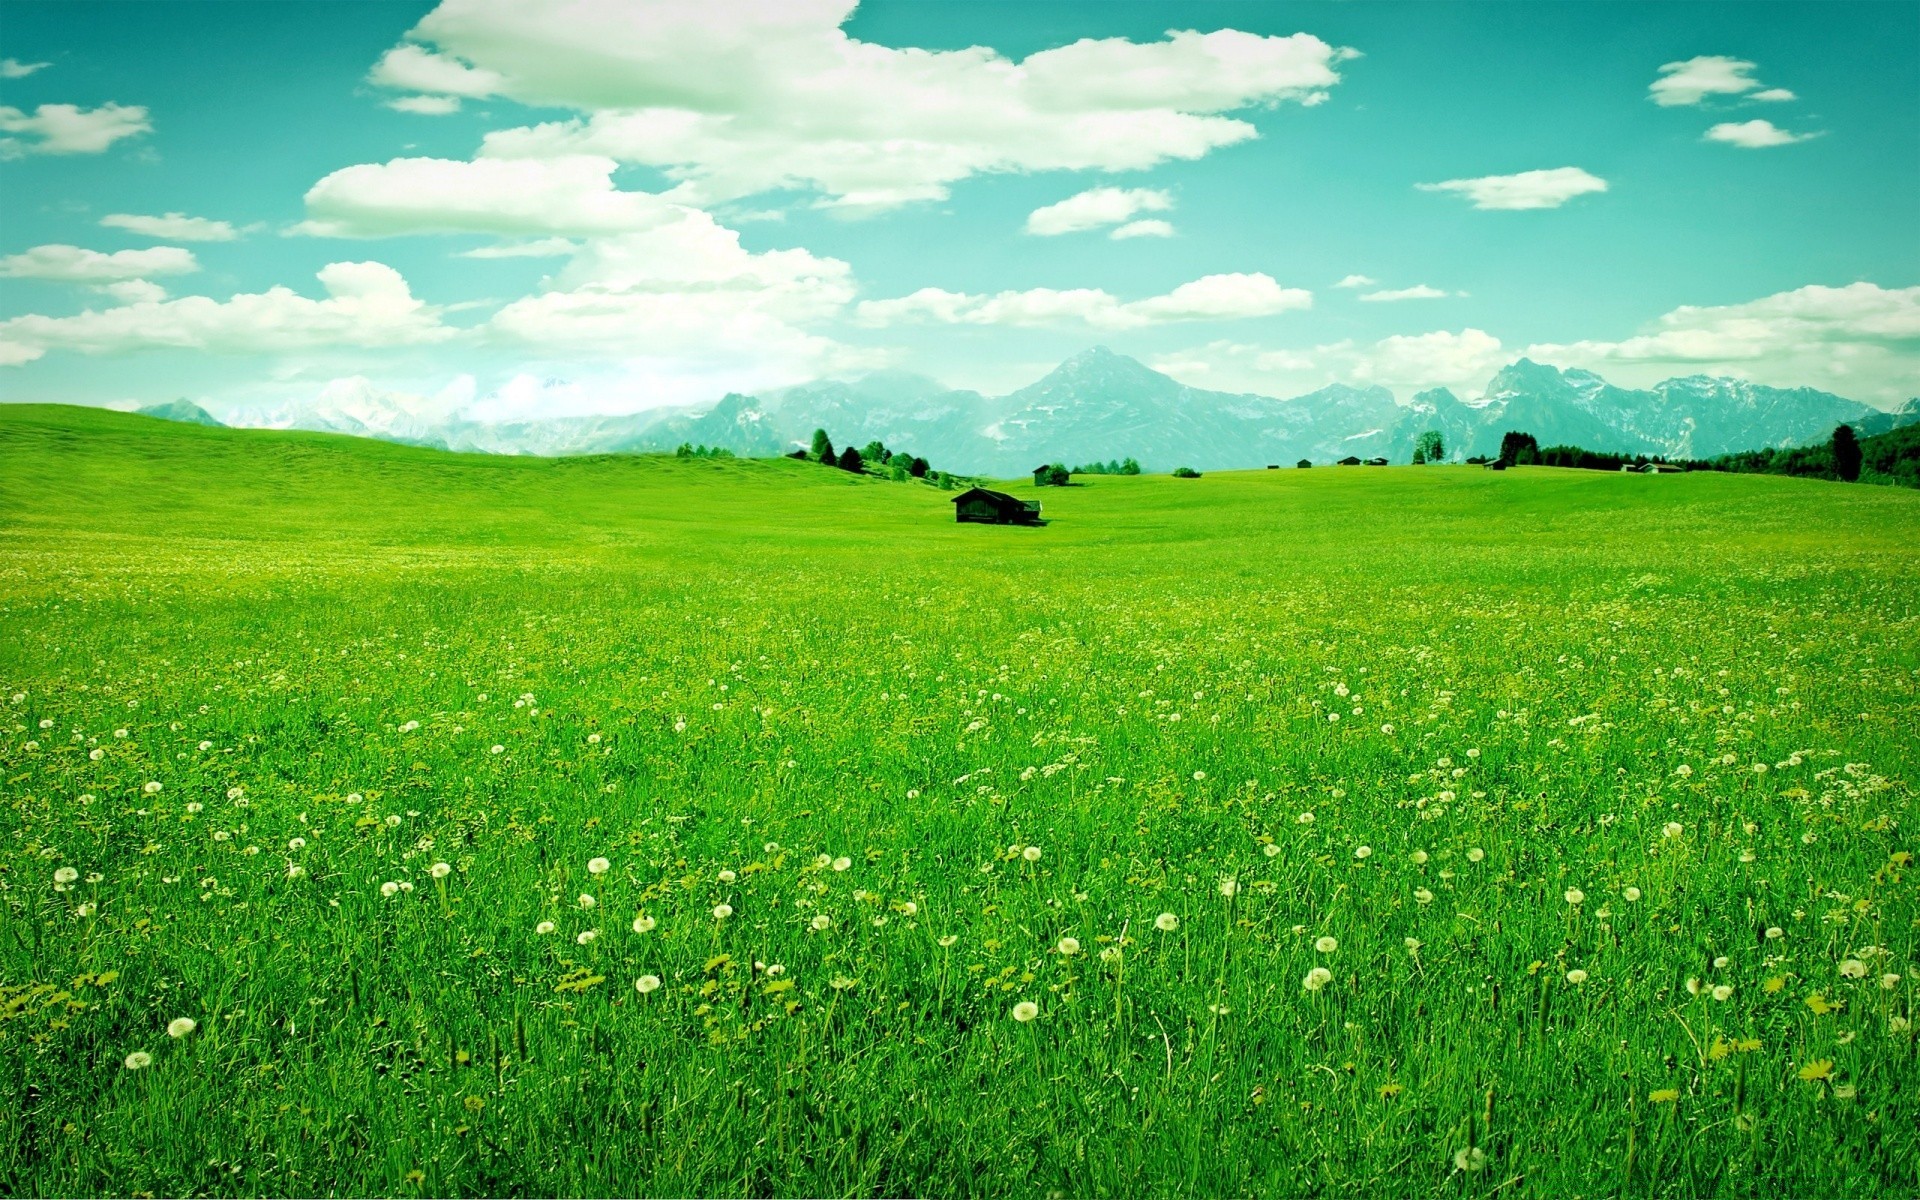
(1120, 457, 1142, 475)
(1833, 424, 1862, 482)
(909, 456, 929, 478)
(1498, 431, 1539, 466)
(837, 446, 863, 472)
(810, 429, 834, 464)
(1415, 430, 1444, 463)
(862, 440, 888, 463)
(1411, 447, 1427, 465)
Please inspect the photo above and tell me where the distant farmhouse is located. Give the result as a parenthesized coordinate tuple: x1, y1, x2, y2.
(953, 487, 1043, 526)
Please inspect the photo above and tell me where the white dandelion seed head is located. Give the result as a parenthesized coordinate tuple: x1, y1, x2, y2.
(53, 866, 78, 884)
(1011, 1001, 1039, 1022)
(167, 1017, 196, 1038)
(123, 1051, 152, 1070)
(1297, 812, 1315, 825)
(1354, 846, 1372, 860)
(1663, 822, 1684, 838)
(587, 857, 611, 876)
(286, 863, 305, 879)
(632, 915, 656, 933)
(429, 862, 451, 879)
(535, 920, 556, 935)
(1315, 936, 1339, 954)
(713, 904, 734, 920)
(288, 837, 306, 851)
(1411, 850, 1429, 865)
(380, 881, 400, 898)
(1765, 926, 1784, 940)
(1624, 887, 1643, 902)
(1303, 967, 1333, 992)
(1022, 846, 1042, 862)
(576, 929, 597, 945)
(1712, 985, 1733, 1001)
(1154, 912, 1179, 932)
(1565, 969, 1589, 985)
(1414, 888, 1435, 904)
(1454, 1147, 1486, 1172)
(717, 869, 737, 883)
(1839, 959, 1869, 979)
(143, 782, 163, 795)
(1057, 936, 1081, 956)
(1219, 878, 1240, 898)
(832, 856, 852, 872)
(1564, 888, 1585, 905)
(578, 893, 596, 909)
(636, 975, 660, 994)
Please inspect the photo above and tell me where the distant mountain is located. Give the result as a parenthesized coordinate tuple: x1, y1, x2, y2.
(205, 352, 1917, 474)
(136, 399, 222, 427)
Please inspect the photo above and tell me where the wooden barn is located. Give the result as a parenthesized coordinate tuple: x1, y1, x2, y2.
(952, 487, 1043, 526)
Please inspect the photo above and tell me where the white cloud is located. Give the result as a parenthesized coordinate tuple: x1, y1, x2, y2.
(1360, 284, 1451, 302)
(0, 261, 453, 365)
(1705, 119, 1815, 148)
(0, 58, 51, 78)
(1333, 274, 1376, 289)
(1110, 219, 1175, 240)
(373, 0, 1351, 209)
(0, 244, 199, 282)
(1752, 88, 1796, 102)
(0, 102, 151, 156)
(368, 43, 504, 99)
(1152, 327, 1506, 397)
(100, 212, 242, 241)
(1416, 167, 1607, 211)
(387, 94, 464, 115)
(299, 155, 679, 237)
(100, 280, 170, 305)
(485, 209, 865, 384)
(1025, 187, 1173, 236)
(455, 237, 580, 259)
(1527, 282, 1920, 404)
(1649, 56, 1776, 107)
(1347, 329, 1505, 390)
(857, 272, 1310, 330)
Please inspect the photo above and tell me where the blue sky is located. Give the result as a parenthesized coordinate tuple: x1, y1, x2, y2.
(1, 0, 1914, 424)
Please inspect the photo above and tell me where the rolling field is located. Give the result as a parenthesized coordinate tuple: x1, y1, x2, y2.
(2, 403, 1917, 1197)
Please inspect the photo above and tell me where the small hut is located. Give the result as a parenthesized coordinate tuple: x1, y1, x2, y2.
(952, 487, 1042, 526)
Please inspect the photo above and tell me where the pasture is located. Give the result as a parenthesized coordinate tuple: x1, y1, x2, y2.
(1, 404, 1915, 1196)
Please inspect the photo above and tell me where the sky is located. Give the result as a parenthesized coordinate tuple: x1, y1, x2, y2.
(0, 0, 1915, 425)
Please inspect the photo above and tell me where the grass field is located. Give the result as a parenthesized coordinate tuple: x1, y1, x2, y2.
(2, 403, 1916, 1197)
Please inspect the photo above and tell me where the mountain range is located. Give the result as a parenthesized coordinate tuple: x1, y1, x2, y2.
(189, 350, 1919, 475)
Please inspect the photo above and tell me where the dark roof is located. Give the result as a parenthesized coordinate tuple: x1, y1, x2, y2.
(953, 487, 1022, 505)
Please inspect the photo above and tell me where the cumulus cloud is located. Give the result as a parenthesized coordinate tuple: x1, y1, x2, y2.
(857, 272, 1310, 330)
(1649, 56, 1778, 107)
(369, 0, 1352, 209)
(1110, 219, 1175, 239)
(0, 244, 199, 282)
(1152, 327, 1507, 397)
(1025, 187, 1174, 236)
(1416, 167, 1607, 211)
(455, 237, 580, 258)
(0, 261, 452, 365)
(100, 212, 242, 241)
(0, 102, 151, 156)
(1360, 284, 1452, 302)
(485, 208, 866, 383)
(1751, 88, 1796, 102)
(299, 155, 679, 237)
(1333, 274, 1376, 289)
(1705, 119, 1816, 148)
(387, 94, 464, 115)
(368, 43, 504, 98)
(1527, 282, 1920, 404)
(1, 58, 52, 78)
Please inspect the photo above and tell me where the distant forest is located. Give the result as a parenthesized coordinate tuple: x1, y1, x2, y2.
(1488, 423, 1919, 489)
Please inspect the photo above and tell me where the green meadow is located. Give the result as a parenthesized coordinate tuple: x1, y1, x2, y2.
(2, 403, 1916, 1197)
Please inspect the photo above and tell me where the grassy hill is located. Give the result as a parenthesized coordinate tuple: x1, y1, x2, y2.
(2, 404, 1917, 1196)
